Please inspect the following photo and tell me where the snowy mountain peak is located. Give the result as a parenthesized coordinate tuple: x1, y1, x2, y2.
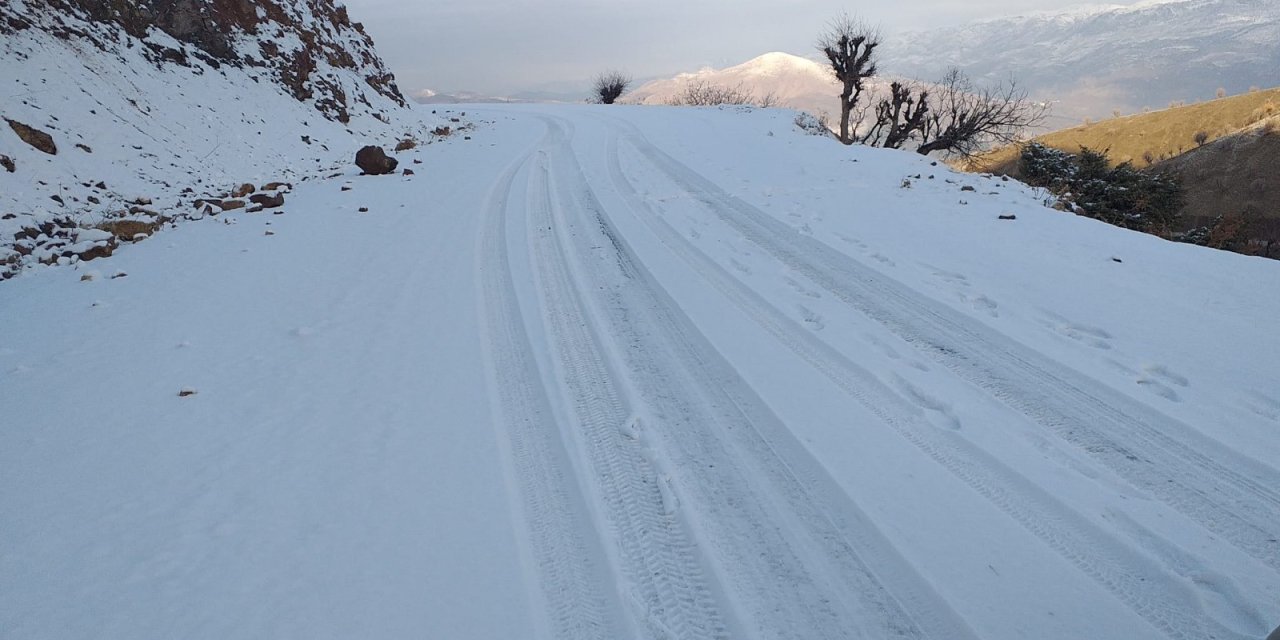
(727, 52, 829, 79)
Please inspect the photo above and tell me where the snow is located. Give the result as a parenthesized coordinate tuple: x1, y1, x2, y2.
(0, 2, 434, 275)
(2, 103, 1279, 640)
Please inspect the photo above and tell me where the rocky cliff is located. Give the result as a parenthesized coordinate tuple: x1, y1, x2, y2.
(0, 0, 433, 279)
(1, 0, 406, 123)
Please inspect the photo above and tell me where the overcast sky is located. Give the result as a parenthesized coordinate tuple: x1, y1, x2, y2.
(341, 0, 1146, 97)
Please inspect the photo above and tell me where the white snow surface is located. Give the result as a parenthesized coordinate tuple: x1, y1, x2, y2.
(2, 104, 1279, 640)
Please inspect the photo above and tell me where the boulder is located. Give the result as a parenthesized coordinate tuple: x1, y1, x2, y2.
(355, 145, 397, 175)
(1, 154, 14, 172)
(232, 183, 256, 197)
(97, 219, 161, 241)
(249, 192, 285, 208)
(5, 119, 56, 155)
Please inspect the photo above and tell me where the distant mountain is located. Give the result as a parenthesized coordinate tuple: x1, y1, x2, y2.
(627, 52, 906, 124)
(884, 0, 1280, 125)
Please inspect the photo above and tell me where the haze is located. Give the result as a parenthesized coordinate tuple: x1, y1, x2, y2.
(342, 0, 1156, 96)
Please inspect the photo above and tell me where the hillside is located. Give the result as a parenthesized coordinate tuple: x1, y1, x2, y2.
(970, 86, 1280, 174)
(4, 103, 1280, 639)
(887, 0, 1280, 124)
(0, 0, 435, 279)
(1154, 116, 1280, 254)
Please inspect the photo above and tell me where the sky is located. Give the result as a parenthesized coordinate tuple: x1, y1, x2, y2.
(341, 0, 1149, 97)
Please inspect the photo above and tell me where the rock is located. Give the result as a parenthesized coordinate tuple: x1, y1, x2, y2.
(262, 181, 291, 191)
(432, 126, 451, 136)
(394, 138, 416, 151)
(75, 143, 93, 153)
(358, 206, 369, 212)
(412, 158, 422, 164)
(5, 119, 57, 155)
(221, 199, 246, 210)
(402, 168, 414, 176)
(131, 196, 152, 206)
(50, 194, 64, 205)
(249, 192, 285, 208)
(232, 183, 255, 197)
(355, 145, 397, 174)
(0, 154, 13, 172)
(87, 195, 101, 204)
(960, 185, 976, 192)
(178, 388, 197, 398)
(998, 214, 1017, 220)
(94, 181, 106, 190)
(77, 239, 117, 262)
(96, 219, 161, 242)
(264, 229, 276, 236)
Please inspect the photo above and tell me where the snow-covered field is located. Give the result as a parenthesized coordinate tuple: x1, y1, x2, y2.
(3, 103, 1279, 640)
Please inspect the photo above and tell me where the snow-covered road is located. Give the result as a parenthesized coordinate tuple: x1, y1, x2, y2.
(3, 105, 1279, 639)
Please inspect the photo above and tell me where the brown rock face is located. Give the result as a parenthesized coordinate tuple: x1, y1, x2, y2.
(0, 154, 14, 172)
(355, 145, 397, 175)
(6, 119, 57, 155)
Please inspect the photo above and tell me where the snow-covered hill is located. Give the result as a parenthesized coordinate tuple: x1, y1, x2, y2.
(628, 52, 856, 120)
(885, 0, 1280, 124)
(3, 103, 1278, 639)
(0, 0, 438, 279)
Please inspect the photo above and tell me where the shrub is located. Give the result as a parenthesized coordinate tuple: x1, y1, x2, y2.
(667, 80, 776, 108)
(1194, 130, 1209, 146)
(592, 71, 631, 105)
(1021, 143, 1184, 235)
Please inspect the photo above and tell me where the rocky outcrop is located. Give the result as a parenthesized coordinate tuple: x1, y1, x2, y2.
(6, 120, 57, 155)
(355, 145, 397, 175)
(2, 0, 407, 123)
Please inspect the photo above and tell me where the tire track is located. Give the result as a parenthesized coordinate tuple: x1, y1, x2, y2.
(523, 139, 730, 640)
(611, 124, 1280, 575)
(476, 138, 622, 640)
(534, 116, 977, 640)
(601, 132, 1259, 640)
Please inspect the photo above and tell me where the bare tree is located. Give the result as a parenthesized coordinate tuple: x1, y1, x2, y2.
(667, 80, 777, 108)
(862, 81, 929, 149)
(592, 71, 631, 105)
(817, 14, 879, 144)
(914, 68, 1048, 159)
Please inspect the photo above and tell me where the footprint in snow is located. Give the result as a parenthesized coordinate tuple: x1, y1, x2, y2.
(1136, 376, 1181, 402)
(1039, 312, 1113, 350)
(728, 258, 752, 275)
(963, 293, 999, 318)
(892, 374, 961, 430)
(797, 304, 825, 331)
(784, 276, 822, 299)
(1142, 364, 1189, 387)
(1242, 391, 1280, 422)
